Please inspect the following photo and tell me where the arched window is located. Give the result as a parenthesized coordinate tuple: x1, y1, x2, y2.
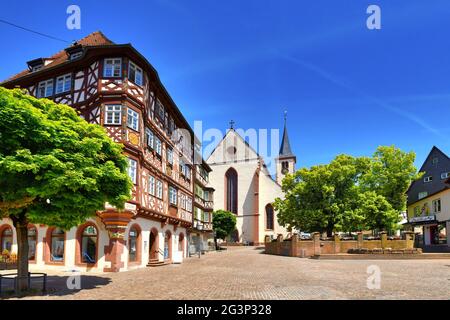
(28, 226, 37, 261)
(50, 228, 65, 262)
(128, 226, 139, 262)
(1, 226, 13, 252)
(164, 231, 172, 260)
(225, 168, 238, 214)
(265, 204, 274, 230)
(80, 225, 98, 264)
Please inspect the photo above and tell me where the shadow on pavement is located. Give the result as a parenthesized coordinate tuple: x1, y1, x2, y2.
(1, 275, 111, 299)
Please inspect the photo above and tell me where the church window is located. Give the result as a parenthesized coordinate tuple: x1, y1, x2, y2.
(225, 168, 238, 214)
(265, 204, 274, 230)
(281, 161, 289, 174)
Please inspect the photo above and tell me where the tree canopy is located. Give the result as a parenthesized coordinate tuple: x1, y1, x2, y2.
(212, 209, 237, 240)
(0, 87, 132, 291)
(274, 146, 420, 236)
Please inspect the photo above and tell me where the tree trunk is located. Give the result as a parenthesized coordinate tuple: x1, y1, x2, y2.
(11, 212, 29, 293)
(214, 237, 218, 251)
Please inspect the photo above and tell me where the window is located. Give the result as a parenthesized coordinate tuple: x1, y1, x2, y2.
(432, 157, 439, 165)
(186, 197, 192, 212)
(167, 148, 173, 165)
(37, 79, 53, 98)
(432, 199, 441, 213)
(70, 51, 83, 60)
(204, 212, 210, 222)
(156, 100, 165, 120)
(156, 180, 163, 199)
(418, 191, 428, 200)
(127, 108, 139, 131)
(180, 193, 186, 209)
(128, 227, 139, 262)
(128, 158, 137, 184)
(32, 64, 43, 72)
(55, 74, 71, 94)
(424, 176, 433, 183)
(104, 58, 122, 77)
(265, 204, 274, 230)
(0, 227, 13, 252)
(149, 175, 155, 196)
(185, 165, 191, 179)
(413, 206, 420, 217)
(80, 225, 97, 264)
(104, 105, 122, 125)
(145, 128, 154, 149)
(50, 228, 65, 262)
(28, 226, 37, 261)
(155, 137, 162, 156)
(128, 61, 143, 86)
(169, 186, 178, 205)
(225, 168, 238, 214)
(441, 172, 450, 179)
(204, 190, 209, 201)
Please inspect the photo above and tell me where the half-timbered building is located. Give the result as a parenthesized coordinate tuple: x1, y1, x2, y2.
(0, 31, 202, 272)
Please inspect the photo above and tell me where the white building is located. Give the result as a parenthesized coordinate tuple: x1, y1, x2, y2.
(206, 119, 296, 244)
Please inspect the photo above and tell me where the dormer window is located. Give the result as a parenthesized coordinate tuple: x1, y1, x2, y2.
(32, 65, 43, 72)
(70, 51, 83, 60)
(27, 58, 46, 72)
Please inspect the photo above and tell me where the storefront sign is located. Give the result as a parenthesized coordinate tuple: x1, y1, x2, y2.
(409, 215, 436, 223)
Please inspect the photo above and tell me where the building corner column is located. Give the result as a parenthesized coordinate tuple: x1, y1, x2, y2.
(98, 209, 134, 272)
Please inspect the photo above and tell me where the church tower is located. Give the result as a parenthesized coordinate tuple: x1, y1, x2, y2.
(276, 112, 296, 185)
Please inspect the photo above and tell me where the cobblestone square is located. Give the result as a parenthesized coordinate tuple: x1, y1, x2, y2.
(4, 247, 450, 300)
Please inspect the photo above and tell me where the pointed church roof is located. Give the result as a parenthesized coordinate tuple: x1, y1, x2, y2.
(279, 112, 295, 159)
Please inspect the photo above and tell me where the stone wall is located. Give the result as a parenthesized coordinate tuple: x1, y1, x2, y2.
(264, 232, 416, 257)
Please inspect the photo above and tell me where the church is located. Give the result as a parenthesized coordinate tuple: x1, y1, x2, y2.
(206, 118, 296, 244)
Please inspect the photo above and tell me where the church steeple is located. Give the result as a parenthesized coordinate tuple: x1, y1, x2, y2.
(276, 111, 296, 185)
(279, 111, 294, 157)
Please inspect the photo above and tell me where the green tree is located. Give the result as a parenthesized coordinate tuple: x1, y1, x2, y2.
(274, 146, 420, 236)
(360, 145, 422, 213)
(0, 88, 132, 292)
(212, 210, 237, 249)
(275, 155, 369, 236)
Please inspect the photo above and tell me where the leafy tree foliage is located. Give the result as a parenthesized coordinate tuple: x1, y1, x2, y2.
(274, 146, 420, 236)
(212, 210, 237, 248)
(0, 88, 132, 291)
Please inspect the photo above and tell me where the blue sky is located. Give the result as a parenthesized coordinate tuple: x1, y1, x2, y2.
(1, 0, 449, 172)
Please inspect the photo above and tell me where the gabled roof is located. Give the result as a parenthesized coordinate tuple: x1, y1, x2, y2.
(406, 146, 450, 205)
(3, 31, 113, 82)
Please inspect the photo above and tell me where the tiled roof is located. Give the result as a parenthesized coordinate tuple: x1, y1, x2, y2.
(4, 31, 114, 82)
